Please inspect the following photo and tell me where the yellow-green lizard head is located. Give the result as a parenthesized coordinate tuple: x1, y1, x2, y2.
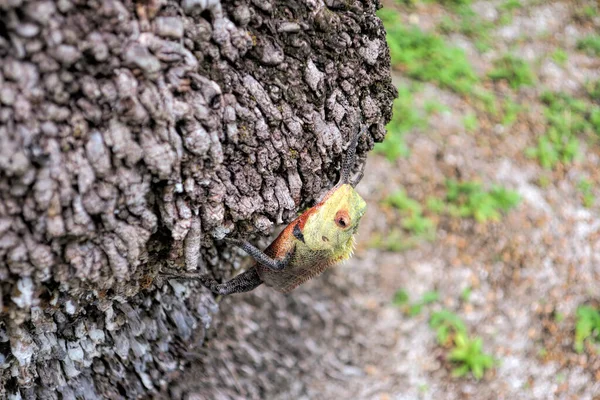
(302, 183, 367, 254)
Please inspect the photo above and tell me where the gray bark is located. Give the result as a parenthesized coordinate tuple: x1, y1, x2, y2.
(0, 0, 395, 397)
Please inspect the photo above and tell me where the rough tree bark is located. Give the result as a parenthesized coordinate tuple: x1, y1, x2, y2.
(0, 0, 395, 397)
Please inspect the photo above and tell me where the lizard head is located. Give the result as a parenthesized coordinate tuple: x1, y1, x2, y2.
(302, 183, 367, 253)
(302, 126, 367, 253)
(300, 124, 368, 255)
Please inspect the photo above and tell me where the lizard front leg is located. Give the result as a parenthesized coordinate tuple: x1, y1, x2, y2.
(224, 238, 294, 271)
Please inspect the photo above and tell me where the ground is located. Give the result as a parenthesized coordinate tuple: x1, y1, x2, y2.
(174, 1, 600, 398)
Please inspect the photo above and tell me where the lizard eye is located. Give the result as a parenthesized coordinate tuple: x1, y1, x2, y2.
(334, 210, 351, 229)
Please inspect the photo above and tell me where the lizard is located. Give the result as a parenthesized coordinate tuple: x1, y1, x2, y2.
(162, 124, 368, 296)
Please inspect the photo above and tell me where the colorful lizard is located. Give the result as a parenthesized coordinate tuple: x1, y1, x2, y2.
(164, 125, 368, 295)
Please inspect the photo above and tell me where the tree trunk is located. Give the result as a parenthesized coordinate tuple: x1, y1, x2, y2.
(0, 0, 395, 397)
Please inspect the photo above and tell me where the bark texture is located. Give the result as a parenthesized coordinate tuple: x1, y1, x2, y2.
(0, 0, 395, 397)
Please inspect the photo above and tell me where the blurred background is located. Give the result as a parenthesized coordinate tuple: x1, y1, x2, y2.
(185, 1, 600, 398)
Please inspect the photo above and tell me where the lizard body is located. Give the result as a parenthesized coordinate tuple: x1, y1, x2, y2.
(257, 183, 366, 293)
(163, 125, 368, 296)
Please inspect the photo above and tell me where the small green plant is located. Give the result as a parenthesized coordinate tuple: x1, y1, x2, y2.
(430, 310, 467, 344)
(584, 79, 600, 101)
(473, 88, 498, 116)
(577, 35, 600, 57)
(574, 305, 600, 353)
(392, 288, 410, 306)
(438, 5, 494, 52)
(426, 196, 445, 213)
(379, 8, 479, 94)
(424, 99, 449, 114)
(501, 97, 521, 126)
(499, 0, 521, 12)
(461, 287, 472, 302)
(445, 180, 521, 222)
(375, 85, 425, 161)
(383, 190, 436, 237)
(430, 310, 495, 379)
(463, 112, 478, 132)
(488, 54, 535, 89)
(428, 0, 473, 7)
(551, 49, 568, 66)
(573, 4, 598, 22)
(526, 91, 600, 168)
(394, 0, 420, 6)
(449, 334, 496, 379)
(393, 289, 440, 316)
(526, 133, 578, 169)
(384, 189, 423, 213)
(577, 179, 595, 208)
(368, 229, 421, 252)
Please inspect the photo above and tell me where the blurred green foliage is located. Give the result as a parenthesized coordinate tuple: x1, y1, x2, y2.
(527, 91, 600, 169)
(438, 5, 493, 52)
(449, 334, 496, 379)
(499, 0, 521, 12)
(378, 8, 479, 94)
(463, 113, 478, 132)
(577, 35, 600, 56)
(430, 310, 495, 380)
(430, 310, 468, 344)
(574, 305, 600, 353)
(577, 179, 595, 208)
(585, 80, 600, 101)
(500, 97, 522, 126)
(393, 289, 440, 316)
(383, 189, 437, 237)
(551, 49, 568, 66)
(445, 180, 521, 222)
(368, 229, 419, 252)
(488, 54, 535, 89)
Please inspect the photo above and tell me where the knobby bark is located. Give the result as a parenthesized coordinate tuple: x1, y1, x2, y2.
(0, 0, 395, 397)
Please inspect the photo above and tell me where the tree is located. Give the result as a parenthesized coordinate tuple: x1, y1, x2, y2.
(0, 0, 395, 397)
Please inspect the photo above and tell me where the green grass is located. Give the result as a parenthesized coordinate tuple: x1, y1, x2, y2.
(436, 0, 520, 51)
(551, 49, 568, 66)
(375, 85, 426, 161)
(436, 0, 473, 6)
(488, 54, 535, 89)
(393, 289, 440, 316)
(500, 97, 522, 126)
(574, 305, 600, 353)
(431, 310, 468, 343)
(577, 179, 595, 208)
(449, 334, 496, 379)
(461, 287, 472, 302)
(379, 8, 479, 94)
(424, 99, 449, 114)
(426, 196, 445, 213)
(577, 35, 600, 57)
(499, 0, 521, 12)
(438, 6, 494, 52)
(463, 112, 478, 132)
(526, 91, 600, 169)
(444, 180, 521, 222)
(385, 181, 521, 227)
(430, 310, 495, 379)
(368, 229, 421, 252)
(573, 4, 599, 22)
(383, 189, 436, 237)
(584, 79, 600, 101)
